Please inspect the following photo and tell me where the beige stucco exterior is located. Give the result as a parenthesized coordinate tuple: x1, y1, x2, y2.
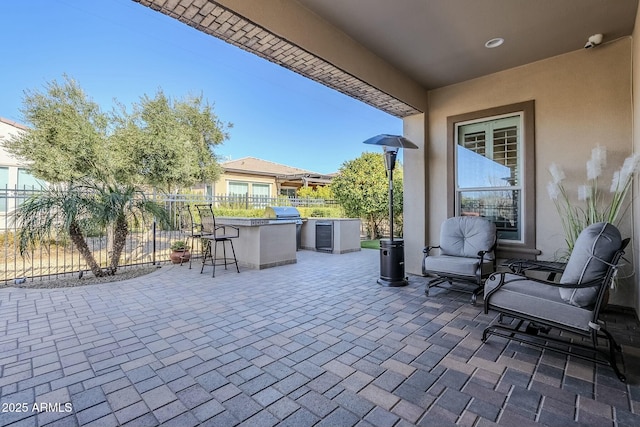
(0, 118, 29, 187)
(632, 11, 640, 314)
(414, 37, 634, 306)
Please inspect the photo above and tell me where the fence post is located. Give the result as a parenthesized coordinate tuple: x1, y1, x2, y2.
(152, 220, 157, 265)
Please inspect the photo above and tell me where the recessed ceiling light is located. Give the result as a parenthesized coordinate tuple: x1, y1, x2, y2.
(485, 37, 504, 48)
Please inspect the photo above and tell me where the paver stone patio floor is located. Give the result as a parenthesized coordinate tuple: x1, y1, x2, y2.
(1, 249, 640, 426)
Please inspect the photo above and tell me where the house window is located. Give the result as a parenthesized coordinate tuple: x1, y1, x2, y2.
(228, 181, 248, 196)
(252, 183, 270, 198)
(17, 168, 44, 207)
(18, 168, 43, 190)
(448, 101, 535, 253)
(0, 167, 8, 212)
(456, 115, 522, 241)
(280, 187, 296, 198)
(227, 181, 249, 206)
(252, 183, 270, 208)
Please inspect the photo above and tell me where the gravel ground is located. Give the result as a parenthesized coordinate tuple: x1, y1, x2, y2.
(1, 265, 163, 289)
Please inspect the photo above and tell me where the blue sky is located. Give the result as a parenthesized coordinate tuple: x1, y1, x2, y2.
(0, 0, 402, 174)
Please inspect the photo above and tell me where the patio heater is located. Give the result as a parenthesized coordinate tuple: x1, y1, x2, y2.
(363, 134, 418, 287)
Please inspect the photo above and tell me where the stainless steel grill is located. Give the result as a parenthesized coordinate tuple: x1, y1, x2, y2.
(265, 206, 302, 223)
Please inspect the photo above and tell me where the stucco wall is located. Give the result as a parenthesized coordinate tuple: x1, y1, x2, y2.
(402, 113, 428, 274)
(0, 120, 27, 188)
(0, 121, 24, 168)
(424, 38, 634, 305)
(632, 9, 640, 314)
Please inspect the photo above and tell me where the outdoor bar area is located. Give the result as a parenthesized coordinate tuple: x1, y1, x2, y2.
(215, 214, 361, 270)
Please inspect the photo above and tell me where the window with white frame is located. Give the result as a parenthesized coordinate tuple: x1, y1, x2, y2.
(252, 183, 270, 208)
(227, 181, 249, 206)
(17, 168, 45, 207)
(251, 183, 270, 198)
(448, 101, 535, 253)
(456, 114, 522, 241)
(228, 181, 249, 196)
(0, 167, 8, 212)
(17, 168, 43, 190)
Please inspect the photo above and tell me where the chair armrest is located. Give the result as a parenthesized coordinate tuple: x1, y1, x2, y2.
(215, 224, 240, 238)
(476, 249, 497, 274)
(477, 250, 492, 260)
(423, 245, 440, 255)
(483, 271, 606, 313)
(497, 271, 603, 289)
(422, 245, 440, 276)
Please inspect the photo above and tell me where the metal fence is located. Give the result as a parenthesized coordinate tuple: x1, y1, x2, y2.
(0, 188, 338, 285)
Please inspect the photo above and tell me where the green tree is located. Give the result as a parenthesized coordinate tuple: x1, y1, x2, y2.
(330, 152, 403, 238)
(15, 179, 169, 277)
(111, 90, 230, 192)
(296, 185, 334, 200)
(3, 77, 230, 191)
(3, 75, 110, 182)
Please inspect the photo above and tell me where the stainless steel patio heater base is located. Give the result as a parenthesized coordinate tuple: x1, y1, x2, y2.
(377, 238, 408, 287)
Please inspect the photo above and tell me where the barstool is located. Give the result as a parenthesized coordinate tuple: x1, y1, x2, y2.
(195, 204, 240, 277)
(176, 205, 204, 269)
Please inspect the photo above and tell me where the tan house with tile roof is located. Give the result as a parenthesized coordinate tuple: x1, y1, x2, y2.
(209, 157, 334, 198)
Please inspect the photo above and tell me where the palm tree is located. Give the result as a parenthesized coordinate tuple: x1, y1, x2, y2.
(14, 179, 169, 277)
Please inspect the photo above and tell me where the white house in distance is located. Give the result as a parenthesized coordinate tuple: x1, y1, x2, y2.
(0, 117, 44, 219)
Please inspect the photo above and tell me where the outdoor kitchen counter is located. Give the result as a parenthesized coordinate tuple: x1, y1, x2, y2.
(300, 218, 361, 254)
(215, 217, 297, 269)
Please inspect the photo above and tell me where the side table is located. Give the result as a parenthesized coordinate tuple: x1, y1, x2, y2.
(503, 259, 567, 281)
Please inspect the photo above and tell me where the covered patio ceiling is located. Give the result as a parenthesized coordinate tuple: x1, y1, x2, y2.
(134, 0, 638, 118)
(297, 0, 638, 90)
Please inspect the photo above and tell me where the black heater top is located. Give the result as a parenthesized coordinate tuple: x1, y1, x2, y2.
(362, 134, 419, 150)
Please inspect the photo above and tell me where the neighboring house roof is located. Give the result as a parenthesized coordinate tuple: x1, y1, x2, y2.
(0, 117, 28, 131)
(221, 157, 334, 183)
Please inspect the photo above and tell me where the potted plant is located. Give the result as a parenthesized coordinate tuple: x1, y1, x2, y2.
(169, 240, 191, 264)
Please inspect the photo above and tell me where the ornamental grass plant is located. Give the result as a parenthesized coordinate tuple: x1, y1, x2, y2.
(547, 145, 640, 257)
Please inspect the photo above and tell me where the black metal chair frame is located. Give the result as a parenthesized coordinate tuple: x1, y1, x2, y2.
(483, 238, 630, 382)
(422, 235, 497, 305)
(195, 204, 240, 277)
(176, 205, 204, 269)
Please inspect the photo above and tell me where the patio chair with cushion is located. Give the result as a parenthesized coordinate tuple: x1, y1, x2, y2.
(483, 222, 629, 382)
(422, 216, 497, 304)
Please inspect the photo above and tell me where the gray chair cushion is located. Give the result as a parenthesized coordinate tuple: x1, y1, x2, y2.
(559, 222, 622, 307)
(424, 255, 494, 277)
(439, 216, 497, 260)
(484, 273, 593, 331)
